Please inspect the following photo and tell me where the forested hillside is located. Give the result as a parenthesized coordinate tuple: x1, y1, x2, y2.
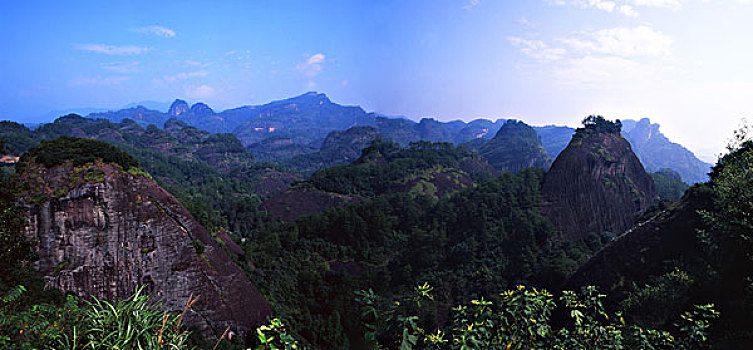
(0, 116, 738, 349)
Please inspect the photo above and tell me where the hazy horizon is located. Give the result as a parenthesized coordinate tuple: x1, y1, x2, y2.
(4, 0, 753, 162)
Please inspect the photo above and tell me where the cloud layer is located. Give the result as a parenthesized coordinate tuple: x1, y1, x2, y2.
(76, 44, 148, 55)
(134, 25, 176, 38)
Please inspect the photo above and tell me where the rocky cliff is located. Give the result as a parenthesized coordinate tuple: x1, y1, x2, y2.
(621, 118, 711, 184)
(20, 160, 271, 341)
(541, 118, 657, 240)
(479, 120, 552, 173)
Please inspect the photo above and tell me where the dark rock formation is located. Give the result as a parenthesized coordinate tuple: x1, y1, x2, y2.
(20, 162, 271, 341)
(168, 99, 190, 116)
(563, 188, 709, 306)
(479, 120, 552, 173)
(190, 102, 215, 116)
(541, 124, 657, 240)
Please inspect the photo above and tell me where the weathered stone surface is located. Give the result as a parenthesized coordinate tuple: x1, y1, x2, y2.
(541, 132, 657, 239)
(21, 163, 270, 342)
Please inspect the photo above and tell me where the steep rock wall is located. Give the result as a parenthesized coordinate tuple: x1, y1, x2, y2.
(541, 132, 656, 239)
(21, 163, 270, 341)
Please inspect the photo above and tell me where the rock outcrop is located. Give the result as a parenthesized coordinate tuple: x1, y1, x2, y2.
(479, 120, 552, 173)
(20, 162, 271, 341)
(621, 118, 712, 184)
(168, 99, 190, 116)
(541, 118, 657, 239)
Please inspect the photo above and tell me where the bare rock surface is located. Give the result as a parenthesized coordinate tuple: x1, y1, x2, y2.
(21, 163, 271, 341)
(541, 132, 656, 239)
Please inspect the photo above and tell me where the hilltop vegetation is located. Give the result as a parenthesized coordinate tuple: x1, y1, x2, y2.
(0, 114, 738, 349)
(17, 136, 139, 171)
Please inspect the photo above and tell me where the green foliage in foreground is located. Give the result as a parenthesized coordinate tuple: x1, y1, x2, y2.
(0, 285, 193, 350)
(252, 284, 717, 350)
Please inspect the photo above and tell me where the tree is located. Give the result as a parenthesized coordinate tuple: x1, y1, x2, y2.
(0, 141, 34, 293)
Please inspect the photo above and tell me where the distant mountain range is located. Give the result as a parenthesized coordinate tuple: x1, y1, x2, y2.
(28, 92, 711, 183)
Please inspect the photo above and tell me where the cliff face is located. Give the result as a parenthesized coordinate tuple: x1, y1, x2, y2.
(479, 120, 552, 173)
(21, 162, 271, 341)
(540, 131, 657, 239)
(621, 118, 712, 184)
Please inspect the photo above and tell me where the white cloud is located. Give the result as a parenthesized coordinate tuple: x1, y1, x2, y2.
(463, 0, 481, 10)
(69, 75, 131, 86)
(554, 56, 657, 89)
(297, 53, 326, 78)
(552, 0, 617, 12)
(631, 0, 682, 9)
(550, 0, 685, 16)
(75, 44, 148, 55)
(224, 50, 253, 69)
(559, 26, 673, 57)
(184, 85, 216, 99)
(508, 37, 567, 61)
(102, 62, 140, 73)
(508, 26, 674, 92)
(153, 71, 209, 84)
(134, 25, 176, 38)
(618, 4, 639, 16)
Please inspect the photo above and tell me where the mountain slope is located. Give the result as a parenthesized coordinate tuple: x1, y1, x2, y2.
(33, 95, 711, 183)
(479, 120, 552, 173)
(262, 139, 498, 220)
(565, 141, 753, 346)
(622, 118, 711, 184)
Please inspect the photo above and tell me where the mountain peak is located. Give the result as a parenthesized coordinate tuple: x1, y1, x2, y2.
(541, 119, 656, 239)
(168, 99, 190, 116)
(291, 91, 330, 104)
(190, 102, 214, 115)
(479, 120, 551, 173)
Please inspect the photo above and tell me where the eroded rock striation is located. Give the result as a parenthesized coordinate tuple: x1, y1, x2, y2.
(541, 119, 657, 239)
(20, 162, 271, 341)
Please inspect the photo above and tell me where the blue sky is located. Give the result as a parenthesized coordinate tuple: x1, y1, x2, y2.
(2, 0, 753, 161)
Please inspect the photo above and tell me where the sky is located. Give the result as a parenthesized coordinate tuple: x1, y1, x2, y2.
(2, 1, 753, 162)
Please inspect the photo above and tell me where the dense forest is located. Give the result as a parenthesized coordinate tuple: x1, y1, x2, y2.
(0, 116, 749, 349)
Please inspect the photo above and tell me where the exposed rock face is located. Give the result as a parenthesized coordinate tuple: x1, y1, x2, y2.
(479, 120, 552, 173)
(168, 99, 190, 116)
(541, 131, 657, 239)
(21, 163, 271, 341)
(621, 118, 711, 184)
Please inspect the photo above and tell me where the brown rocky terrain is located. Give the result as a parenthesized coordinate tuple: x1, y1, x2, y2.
(19, 161, 271, 341)
(541, 130, 657, 239)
